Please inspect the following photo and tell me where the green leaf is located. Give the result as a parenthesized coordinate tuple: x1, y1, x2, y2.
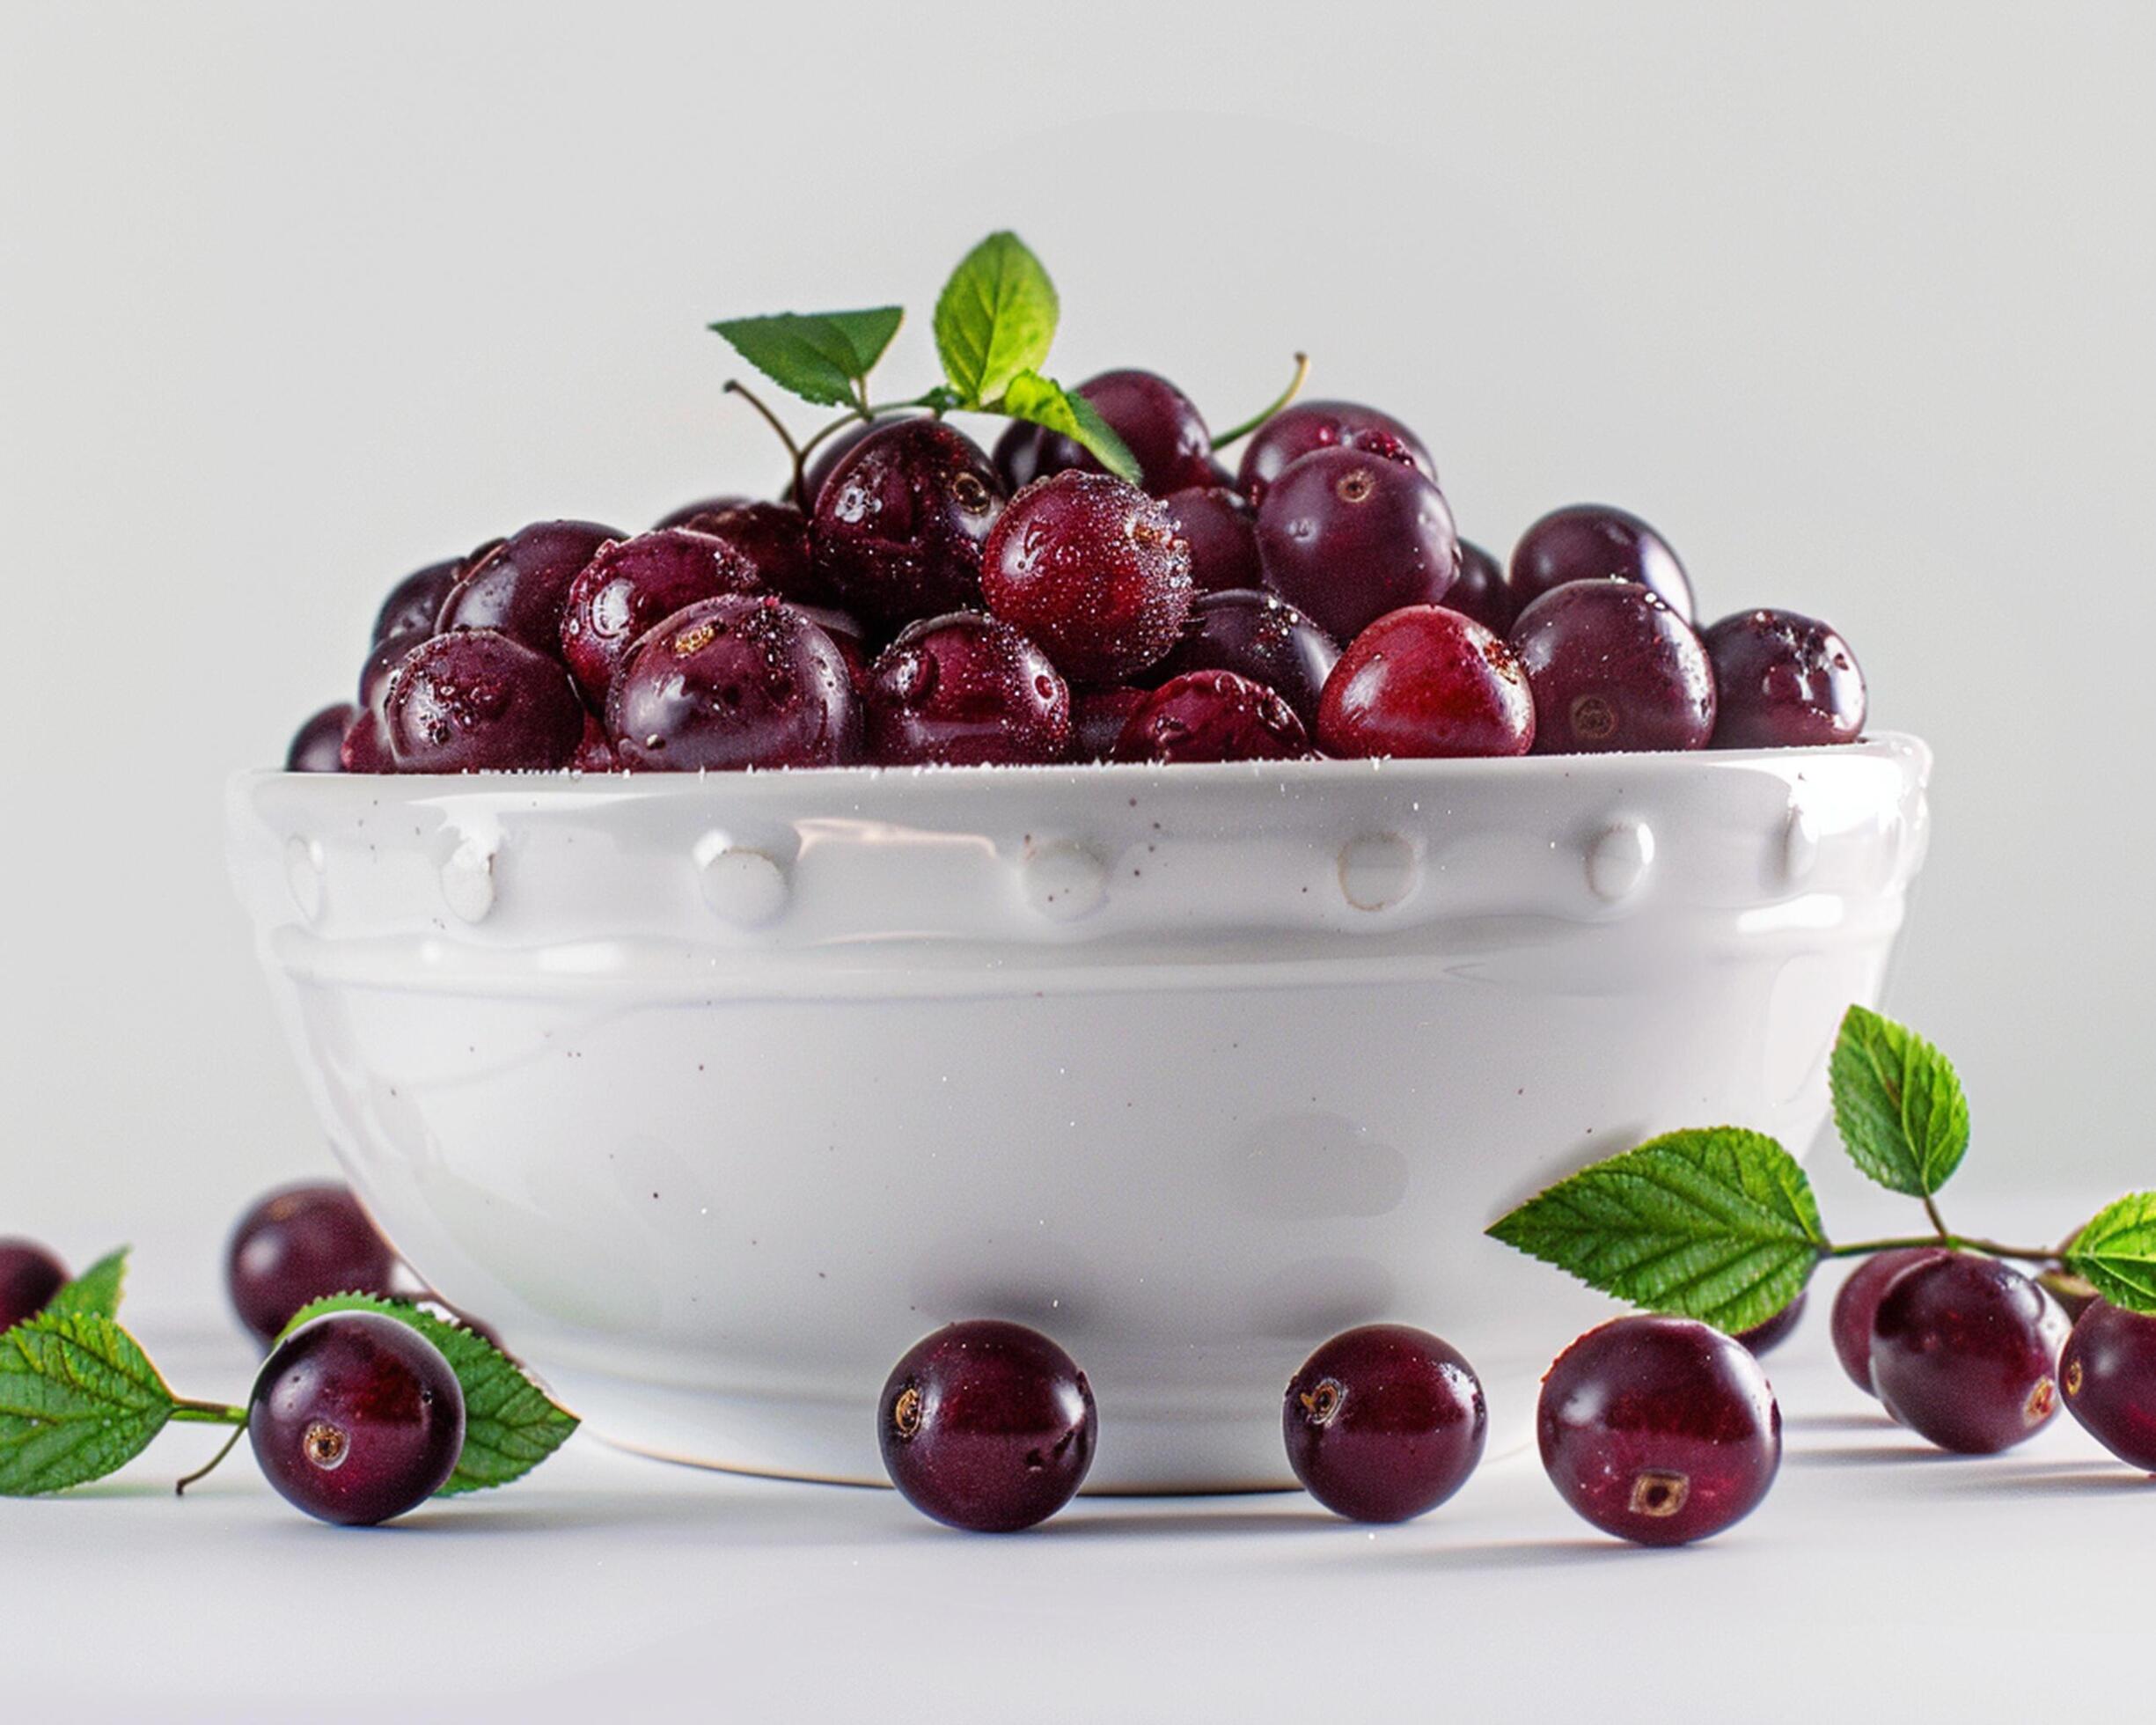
(0, 1311, 175, 1495)
(933, 231, 1060, 407)
(2065, 1193, 2156, 1313)
(42, 1247, 129, 1321)
(1828, 1005, 1970, 1197)
(1487, 1127, 1825, 1333)
(283, 1295, 578, 1494)
(994, 370, 1143, 485)
(710, 307, 904, 408)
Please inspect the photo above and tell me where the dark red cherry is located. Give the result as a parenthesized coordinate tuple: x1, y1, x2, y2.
(1112, 670, 1309, 764)
(1162, 486, 1265, 594)
(1069, 686, 1148, 762)
(864, 612, 1071, 767)
(0, 1239, 68, 1331)
(572, 712, 618, 773)
(607, 594, 860, 771)
(1734, 1290, 1808, 1358)
(371, 556, 471, 646)
(436, 520, 621, 657)
(1510, 504, 1694, 620)
(981, 472, 1194, 683)
(1317, 604, 1535, 759)
(877, 1319, 1096, 1531)
(992, 419, 1049, 495)
(559, 529, 759, 704)
(1539, 1316, 1781, 1546)
(1236, 400, 1437, 504)
(1283, 1325, 1487, 1523)
(1510, 581, 1715, 753)
(1254, 449, 1460, 645)
(675, 502, 822, 603)
(227, 1183, 400, 1348)
(248, 1312, 465, 1526)
(2061, 1300, 2156, 1472)
(1145, 589, 1338, 727)
(1830, 1248, 1953, 1394)
(360, 627, 435, 718)
(790, 603, 872, 689)
(1869, 1253, 2066, 1453)
(797, 417, 914, 512)
(385, 629, 586, 772)
(1442, 540, 1514, 635)
(810, 421, 1004, 630)
(1029, 369, 1217, 496)
(286, 703, 356, 773)
(1704, 609, 1866, 748)
(653, 494, 752, 531)
(339, 710, 395, 773)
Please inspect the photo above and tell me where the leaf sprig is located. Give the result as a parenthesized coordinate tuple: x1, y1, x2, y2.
(1491, 1004, 2156, 1329)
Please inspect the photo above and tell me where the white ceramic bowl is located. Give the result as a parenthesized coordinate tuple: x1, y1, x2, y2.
(227, 736, 1929, 1491)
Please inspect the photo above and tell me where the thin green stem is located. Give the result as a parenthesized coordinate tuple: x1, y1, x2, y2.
(173, 1423, 246, 1496)
(1208, 351, 1311, 449)
(1922, 1194, 1952, 1240)
(1822, 1235, 2063, 1265)
(171, 1398, 248, 1426)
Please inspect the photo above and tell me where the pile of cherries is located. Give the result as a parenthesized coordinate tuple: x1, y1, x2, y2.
(286, 371, 1868, 774)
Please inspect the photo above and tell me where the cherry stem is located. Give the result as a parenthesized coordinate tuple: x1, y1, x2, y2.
(723, 379, 807, 501)
(173, 1422, 246, 1496)
(172, 1398, 248, 1426)
(1821, 1234, 2063, 1266)
(1208, 351, 1311, 450)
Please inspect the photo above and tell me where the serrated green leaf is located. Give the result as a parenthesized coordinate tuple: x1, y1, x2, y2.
(710, 307, 904, 408)
(0, 1310, 175, 1495)
(42, 1247, 128, 1320)
(1829, 1006, 1970, 1198)
(1487, 1127, 1824, 1333)
(994, 370, 1143, 485)
(283, 1295, 578, 1494)
(2065, 1193, 2156, 1313)
(934, 231, 1060, 407)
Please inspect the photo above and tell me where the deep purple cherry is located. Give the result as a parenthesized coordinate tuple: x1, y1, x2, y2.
(2061, 1299, 2156, 1472)
(1254, 449, 1460, 645)
(1236, 399, 1436, 504)
(1704, 609, 1866, 748)
(1734, 1290, 1808, 1358)
(0, 1239, 68, 1332)
(1283, 1325, 1486, 1523)
(1112, 670, 1309, 764)
(227, 1183, 401, 1347)
(1830, 1248, 1953, 1394)
(1162, 486, 1265, 594)
(1510, 503, 1694, 620)
(810, 421, 1005, 630)
(1144, 589, 1338, 726)
(371, 556, 471, 645)
(864, 612, 1071, 767)
(1869, 1253, 2066, 1453)
(436, 519, 622, 657)
(286, 704, 356, 773)
(1509, 581, 1715, 753)
(1442, 540, 1514, 635)
(385, 630, 586, 772)
(1027, 369, 1217, 496)
(1069, 686, 1148, 763)
(558, 528, 758, 705)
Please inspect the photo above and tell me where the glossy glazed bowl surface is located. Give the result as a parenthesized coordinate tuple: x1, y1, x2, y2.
(228, 738, 1930, 1490)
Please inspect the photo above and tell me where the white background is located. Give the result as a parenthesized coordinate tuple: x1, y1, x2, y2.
(7, 0, 2147, 1317)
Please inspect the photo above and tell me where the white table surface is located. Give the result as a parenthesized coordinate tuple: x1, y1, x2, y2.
(3, 1292, 2145, 1724)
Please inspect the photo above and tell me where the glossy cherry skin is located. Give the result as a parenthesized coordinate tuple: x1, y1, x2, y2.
(810, 420, 1005, 630)
(339, 709, 395, 773)
(385, 629, 586, 772)
(359, 626, 436, 719)
(436, 520, 621, 657)
(1317, 605, 1535, 760)
(1510, 503, 1694, 620)
(864, 612, 1071, 767)
(371, 556, 469, 645)
(0, 1239, 68, 1331)
(992, 419, 1050, 496)
(1283, 1325, 1487, 1523)
(1236, 400, 1437, 504)
(877, 1319, 1096, 1531)
(1254, 448, 1460, 646)
(286, 703, 356, 773)
(559, 529, 759, 705)
(1734, 1289, 1808, 1358)
(1112, 670, 1309, 764)
(607, 594, 860, 771)
(226, 1184, 400, 1348)
(1443, 540, 1514, 635)
(1538, 1316, 1781, 1546)
(1704, 609, 1866, 748)
(2061, 1300, 2156, 1472)
(1830, 1248, 1953, 1394)
(1029, 369, 1217, 496)
(653, 494, 753, 531)
(1162, 486, 1265, 594)
(248, 1313, 465, 1526)
(981, 472, 1195, 683)
(1510, 581, 1716, 753)
(1069, 686, 1148, 762)
(797, 417, 913, 512)
(1145, 589, 1338, 727)
(672, 502, 822, 604)
(572, 712, 618, 773)
(1870, 1253, 2067, 1453)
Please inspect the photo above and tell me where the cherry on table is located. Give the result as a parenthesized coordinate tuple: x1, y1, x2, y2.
(559, 528, 759, 705)
(1869, 1252, 2066, 1453)
(436, 519, 621, 657)
(1254, 448, 1460, 646)
(1316, 604, 1535, 759)
(286, 703, 356, 773)
(1027, 369, 1218, 496)
(1510, 580, 1715, 753)
(810, 420, 1005, 630)
(248, 1312, 465, 1526)
(1734, 1289, 1808, 1358)
(227, 1183, 400, 1348)
(1283, 1324, 1487, 1523)
(1236, 399, 1436, 505)
(864, 611, 1071, 767)
(877, 1319, 1096, 1531)
(385, 630, 587, 773)
(1162, 485, 1265, 594)
(1510, 503, 1695, 620)
(981, 471, 1194, 684)
(2061, 1299, 2156, 1472)
(1443, 540, 1515, 636)
(1830, 1247, 1952, 1393)
(1145, 588, 1338, 727)
(1538, 1315, 1781, 1546)
(1704, 609, 1866, 748)
(0, 1239, 68, 1332)
(607, 594, 860, 771)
